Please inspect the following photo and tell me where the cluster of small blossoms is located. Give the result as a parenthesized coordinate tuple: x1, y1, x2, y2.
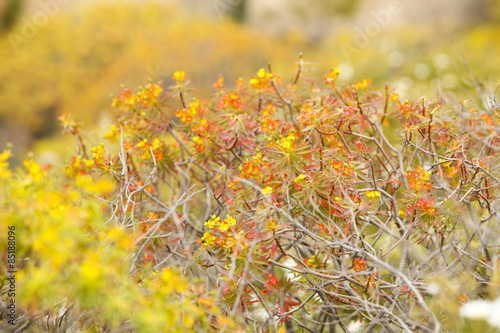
(296, 103, 328, 127)
(262, 186, 273, 195)
(104, 124, 120, 142)
(239, 153, 262, 179)
(58, 113, 80, 135)
(365, 190, 380, 200)
(249, 69, 279, 91)
(135, 179, 155, 195)
(228, 179, 240, 190)
(24, 159, 50, 183)
(91, 144, 106, 166)
(175, 100, 204, 124)
(172, 70, 186, 82)
(355, 79, 371, 90)
(263, 273, 279, 292)
(200, 215, 245, 249)
(332, 160, 355, 177)
(323, 68, 340, 86)
(192, 136, 205, 153)
(293, 174, 307, 186)
(213, 74, 224, 91)
(192, 118, 208, 135)
(276, 132, 296, 152)
(305, 255, 317, 267)
(136, 82, 163, 108)
(217, 92, 243, 110)
(353, 257, 366, 272)
(140, 212, 160, 233)
(205, 215, 236, 232)
(260, 104, 280, 133)
(412, 197, 437, 215)
(112, 83, 163, 110)
(0, 148, 12, 178)
(136, 138, 165, 161)
(64, 156, 94, 178)
(406, 165, 432, 192)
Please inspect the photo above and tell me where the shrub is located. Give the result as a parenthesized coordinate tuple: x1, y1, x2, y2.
(2, 56, 500, 332)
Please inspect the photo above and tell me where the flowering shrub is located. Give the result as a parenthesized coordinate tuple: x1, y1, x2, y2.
(2, 56, 500, 332)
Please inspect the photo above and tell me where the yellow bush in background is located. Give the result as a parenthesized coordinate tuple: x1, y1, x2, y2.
(0, 149, 225, 332)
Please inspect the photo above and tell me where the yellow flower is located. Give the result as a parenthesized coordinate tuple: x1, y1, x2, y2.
(0, 149, 12, 178)
(204, 215, 220, 229)
(225, 215, 236, 227)
(365, 190, 380, 199)
(193, 136, 204, 145)
(172, 70, 186, 82)
(24, 159, 47, 183)
(294, 174, 306, 183)
(262, 186, 273, 195)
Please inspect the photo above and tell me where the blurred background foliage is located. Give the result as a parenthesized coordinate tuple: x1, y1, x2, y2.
(0, 0, 499, 164)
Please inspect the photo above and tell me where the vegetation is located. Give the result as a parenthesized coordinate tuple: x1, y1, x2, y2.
(1, 2, 500, 162)
(2, 56, 500, 331)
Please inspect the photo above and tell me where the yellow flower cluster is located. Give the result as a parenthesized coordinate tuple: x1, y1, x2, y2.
(111, 82, 163, 110)
(200, 215, 238, 248)
(365, 190, 380, 199)
(175, 100, 202, 124)
(172, 70, 186, 82)
(293, 174, 306, 184)
(406, 165, 432, 192)
(0, 148, 12, 178)
(104, 124, 120, 142)
(249, 69, 276, 91)
(136, 138, 165, 161)
(323, 68, 340, 86)
(24, 159, 49, 183)
(262, 186, 273, 195)
(355, 79, 371, 90)
(205, 215, 236, 232)
(277, 132, 297, 151)
(192, 136, 205, 153)
(91, 143, 106, 165)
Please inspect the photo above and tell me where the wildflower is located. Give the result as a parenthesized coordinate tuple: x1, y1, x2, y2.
(91, 144, 106, 166)
(262, 186, 273, 195)
(172, 71, 186, 82)
(278, 132, 296, 151)
(217, 92, 243, 110)
(104, 125, 120, 142)
(406, 166, 432, 192)
(305, 255, 316, 267)
(192, 119, 208, 135)
(365, 190, 380, 199)
(323, 68, 340, 86)
(204, 215, 220, 229)
(293, 174, 307, 186)
(228, 179, 240, 189)
(239, 160, 261, 179)
(249, 69, 276, 91)
(355, 79, 371, 90)
(24, 159, 49, 183)
(175, 100, 202, 124)
(151, 138, 165, 161)
(192, 136, 205, 153)
(353, 257, 366, 272)
(0, 148, 12, 178)
(213, 74, 224, 91)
